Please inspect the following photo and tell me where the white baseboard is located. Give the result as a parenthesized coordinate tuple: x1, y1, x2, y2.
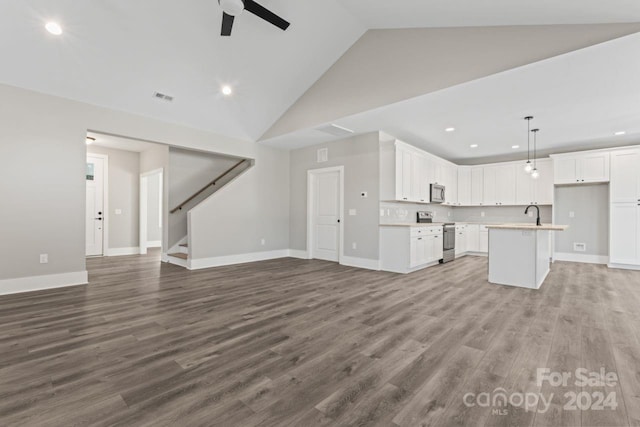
(288, 249, 309, 259)
(608, 263, 640, 271)
(188, 249, 290, 270)
(146, 240, 162, 248)
(106, 247, 140, 257)
(554, 252, 608, 265)
(340, 255, 380, 271)
(0, 271, 88, 296)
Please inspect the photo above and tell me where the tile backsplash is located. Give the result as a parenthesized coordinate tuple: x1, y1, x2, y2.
(379, 202, 553, 224)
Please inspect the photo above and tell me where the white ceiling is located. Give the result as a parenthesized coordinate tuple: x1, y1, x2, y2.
(263, 32, 640, 164)
(0, 0, 364, 141)
(340, 0, 640, 29)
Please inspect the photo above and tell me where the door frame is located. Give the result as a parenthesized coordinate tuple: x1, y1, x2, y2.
(306, 166, 344, 262)
(86, 153, 109, 256)
(139, 168, 164, 255)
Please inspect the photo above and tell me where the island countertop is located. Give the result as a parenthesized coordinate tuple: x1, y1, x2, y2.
(485, 224, 568, 231)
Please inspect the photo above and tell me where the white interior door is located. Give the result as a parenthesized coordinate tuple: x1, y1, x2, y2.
(86, 155, 105, 256)
(310, 169, 341, 262)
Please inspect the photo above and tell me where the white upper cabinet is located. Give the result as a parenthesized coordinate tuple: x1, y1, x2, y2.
(610, 149, 640, 203)
(442, 163, 458, 205)
(471, 167, 484, 206)
(396, 144, 413, 201)
(516, 159, 554, 205)
(552, 151, 610, 184)
(458, 167, 471, 206)
(484, 164, 516, 205)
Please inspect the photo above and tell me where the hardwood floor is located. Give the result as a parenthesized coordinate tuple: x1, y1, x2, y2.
(1, 252, 640, 426)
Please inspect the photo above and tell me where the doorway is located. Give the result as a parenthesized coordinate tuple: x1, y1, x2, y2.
(86, 154, 108, 256)
(307, 166, 344, 262)
(140, 169, 164, 255)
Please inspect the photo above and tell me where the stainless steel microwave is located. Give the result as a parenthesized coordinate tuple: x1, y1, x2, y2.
(430, 184, 445, 204)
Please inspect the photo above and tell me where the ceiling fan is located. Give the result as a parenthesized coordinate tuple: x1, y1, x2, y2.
(218, 0, 290, 36)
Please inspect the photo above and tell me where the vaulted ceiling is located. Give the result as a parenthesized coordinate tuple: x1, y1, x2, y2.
(2, 0, 640, 158)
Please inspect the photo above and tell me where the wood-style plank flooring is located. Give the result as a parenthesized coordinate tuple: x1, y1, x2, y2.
(2, 251, 640, 426)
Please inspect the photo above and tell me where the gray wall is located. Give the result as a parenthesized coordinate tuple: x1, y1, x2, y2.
(453, 205, 553, 224)
(289, 132, 380, 260)
(146, 172, 162, 243)
(190, 145, 290, 259)
(168, 147, 242, 248)
(0, 83, 290, 285)
(554, 184, 609, 256)
(87, 146, 140, 250)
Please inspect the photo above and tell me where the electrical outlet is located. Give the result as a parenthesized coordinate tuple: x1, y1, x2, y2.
(260, 238, 265, 246)
(433, 211, 437, 217)
(573, 243, 586, 252)
(40, 254, 48, 264)
(528, 211, 534, 217)
(115, 209, 122, 215)
(481, 212, 485, 217)
(569, 211, 575, 218)
(380, 209, 385, 217)
(360, 192, 368, 198)
(448, 211, 451, 217)
(349, 209, 357, 216)
(352, 242, 357, 250)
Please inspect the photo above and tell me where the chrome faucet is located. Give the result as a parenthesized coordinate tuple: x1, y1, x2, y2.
(525, 205, 541, 226)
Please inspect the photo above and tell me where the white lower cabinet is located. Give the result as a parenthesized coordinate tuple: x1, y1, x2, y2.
(455, 225, 467, 255)
(380, 225, 443, 273)
(461, 224, 488, 254)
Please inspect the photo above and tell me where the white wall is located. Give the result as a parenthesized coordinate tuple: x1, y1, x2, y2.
(0, 83, 290, 291)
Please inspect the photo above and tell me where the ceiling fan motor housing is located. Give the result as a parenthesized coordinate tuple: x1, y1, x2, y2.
(219, 0, 244, 16)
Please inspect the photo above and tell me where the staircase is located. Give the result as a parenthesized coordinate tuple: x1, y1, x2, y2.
(165, 155, 253, 269)
(167, 243, 189, 267)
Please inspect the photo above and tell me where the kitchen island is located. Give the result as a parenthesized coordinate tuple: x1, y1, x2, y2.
(487, 224, 568, 289)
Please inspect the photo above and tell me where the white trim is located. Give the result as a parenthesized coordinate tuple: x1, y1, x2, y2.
(306, 166, 345, 263)
(86, 153, 109, 256)
(139, 168, 164, 255)
(607, 263, 640, 271)
(340, 256, 380, 271)
(106, 247, 140, 256)
(554, 252, 609, 264)
(288, 249, 310, 259)
(146, 240, 162, 248)
(188, 250, 290, 270)
(167, 254, 188, 268)
(0, 271, 88, 296)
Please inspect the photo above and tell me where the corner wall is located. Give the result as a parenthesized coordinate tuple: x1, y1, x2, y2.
(289, 132, 380, 261)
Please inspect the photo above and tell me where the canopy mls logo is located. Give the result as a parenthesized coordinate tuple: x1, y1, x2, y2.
(463, 367, 619, 415)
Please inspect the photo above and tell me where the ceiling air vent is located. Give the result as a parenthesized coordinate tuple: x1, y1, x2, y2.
(316, 123, 354, 137)
(153, 92, 174, 102)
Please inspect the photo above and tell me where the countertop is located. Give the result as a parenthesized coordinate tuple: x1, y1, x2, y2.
(485, 224, 568, 231)
(380, 222, 446, 227)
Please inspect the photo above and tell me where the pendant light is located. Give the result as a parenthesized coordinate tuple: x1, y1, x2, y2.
(524, 116, 533, 173)
(531, 128, 540, 179)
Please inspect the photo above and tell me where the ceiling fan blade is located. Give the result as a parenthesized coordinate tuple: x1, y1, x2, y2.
(243, 0, 290, 31)
(221, 12, 235, 36)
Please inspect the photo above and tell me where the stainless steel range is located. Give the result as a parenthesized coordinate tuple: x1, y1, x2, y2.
(441, 223, 456, 263)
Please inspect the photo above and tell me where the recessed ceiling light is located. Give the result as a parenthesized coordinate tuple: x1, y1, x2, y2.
(512, 145, 520, 149)
(221, 85, 233, 96)
(45, 22, 63, 35)
(86, 136, 96, 145)
(470, 144, 478, 148)
(614, 131, 626, 136)
(445, 127, 456, 132)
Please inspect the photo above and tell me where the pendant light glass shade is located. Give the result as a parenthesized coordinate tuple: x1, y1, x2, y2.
(531, 128, 540, 179)
(524, 116, 533, 173)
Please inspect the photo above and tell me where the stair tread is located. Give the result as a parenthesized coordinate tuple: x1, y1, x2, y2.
(168, 253, 188, 260)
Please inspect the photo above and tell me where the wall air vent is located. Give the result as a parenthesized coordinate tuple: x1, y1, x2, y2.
(316, 123, 355, 137)
(317, 148, 328, 163)
(573, 243, 586, 252)
(153, 92, 174, 102)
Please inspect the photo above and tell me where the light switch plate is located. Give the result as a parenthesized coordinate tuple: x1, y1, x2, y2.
(40, 254, 48, 264)
(569, 211, 575, 218)
(481, 212, 485, 217)
(115, 209, 122, 215)
(380, 209, 384, 217)
(349, 209, 357, 216)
